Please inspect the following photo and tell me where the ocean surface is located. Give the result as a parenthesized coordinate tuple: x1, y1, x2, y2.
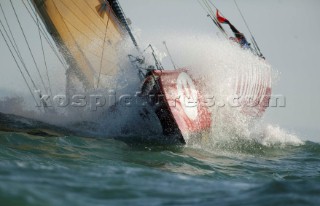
(0, 0, 319, 205)
(0, 130, 319, 206)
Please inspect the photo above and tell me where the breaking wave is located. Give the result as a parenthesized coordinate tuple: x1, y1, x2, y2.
(0, 31, 304, 151)
(136, 33, 302, 149)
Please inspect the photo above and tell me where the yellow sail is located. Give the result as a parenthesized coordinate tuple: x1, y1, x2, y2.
(32, 0, 128, 89)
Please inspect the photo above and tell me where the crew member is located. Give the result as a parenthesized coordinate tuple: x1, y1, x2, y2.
(140, 68, 160, 98)
(217, 10, 251, 49)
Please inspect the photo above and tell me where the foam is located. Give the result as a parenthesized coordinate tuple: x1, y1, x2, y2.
(0, 31, 304, 148)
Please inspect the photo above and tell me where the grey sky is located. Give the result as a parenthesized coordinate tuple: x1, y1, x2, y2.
(120, 0, 320, 140)
(0, 0, 319, 140)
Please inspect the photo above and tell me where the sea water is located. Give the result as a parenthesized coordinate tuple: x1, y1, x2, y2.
(0, 34, 319, 205)
(0, 130, 319, 206)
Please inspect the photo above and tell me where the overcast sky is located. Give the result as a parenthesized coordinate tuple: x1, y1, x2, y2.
(0, 0, 319, 141)
(120, 0, 320, 140)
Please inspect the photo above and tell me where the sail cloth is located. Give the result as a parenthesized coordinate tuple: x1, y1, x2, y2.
(96, 0, 109, 18)
(32, 0, 125, 89)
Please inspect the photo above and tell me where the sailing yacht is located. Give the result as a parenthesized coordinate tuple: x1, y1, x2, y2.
(0, 0, 271, 144)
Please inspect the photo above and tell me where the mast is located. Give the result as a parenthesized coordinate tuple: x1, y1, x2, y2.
(108, 0, 140, 52)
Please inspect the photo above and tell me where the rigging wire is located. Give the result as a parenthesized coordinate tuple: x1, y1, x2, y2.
(197, 0, 208, 14)
(0, 24, 39, 108)
(50, 0, 95, 89)
(82, 0, 109, 25)
(206, 0, 228, 18)
(9, 0, 48, 94)
(143, 44, 164, 71)
(57, 16, 119, 61)
(69, 0, 119, 39)
(0, 8, 39, 92)
(37, 16, 53, 98)
(203, 0, 215, 17)
(58, 18, 117, 60)
(197, 0, 228, 38)
(203, 0, 228, 36)
(233, 0, 254, 40)
(163, 41, 177, 70)
(57, 0, 119, 41)
(97, 3, 112, 89)
(0, 4, 24, 67)
(81, 0, 125, 38)
(57, 0, 105, 39)
(62, 17, 105, 48)
(197, 1, 215, 22)
(204, 0, 264, 57)
(0, 4, 19, 53)
(206, 0, 219, 12)
(24, 0, 68, 71)
(233, 0, 263, 56)
(69, 0, 107, 35)
(56, 20, 119, 63)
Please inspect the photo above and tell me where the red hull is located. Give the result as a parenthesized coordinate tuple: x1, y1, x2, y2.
(145, 68, 271, 144)
(149, 69, 211, 143)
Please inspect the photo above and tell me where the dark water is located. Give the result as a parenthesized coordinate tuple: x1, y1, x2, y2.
(0, 131, 319, 206)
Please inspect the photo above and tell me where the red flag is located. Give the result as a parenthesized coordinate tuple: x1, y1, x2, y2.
(217, 10, 228, 23)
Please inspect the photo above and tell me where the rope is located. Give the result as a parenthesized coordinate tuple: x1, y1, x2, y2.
(97, 3, 112, 89)
(10, 0, 48, 94)
(0, 25, 39, 107)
